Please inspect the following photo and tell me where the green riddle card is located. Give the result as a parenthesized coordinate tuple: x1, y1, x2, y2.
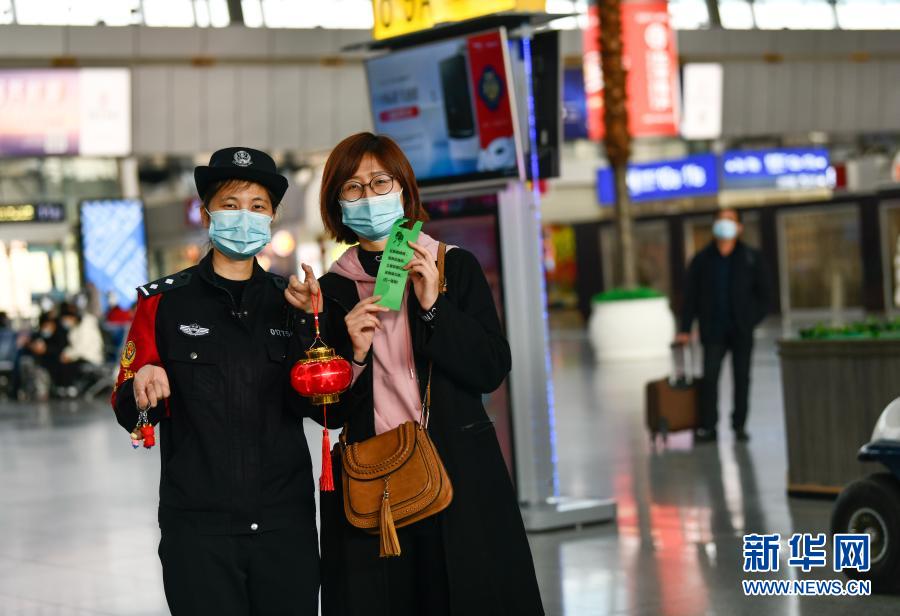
(373, 218, 422, 310)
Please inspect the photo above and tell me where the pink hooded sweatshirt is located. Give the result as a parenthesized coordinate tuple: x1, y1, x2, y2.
(328, 232, 452, 435)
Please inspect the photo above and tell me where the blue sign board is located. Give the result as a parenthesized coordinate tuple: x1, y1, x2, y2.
(721, 148, 834, 190)
(80, 199, 148, 309)
(562, 67, 588, 141)
(597, 154, 719, 205)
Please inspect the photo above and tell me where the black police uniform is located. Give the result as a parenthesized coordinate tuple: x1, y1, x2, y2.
(111, 148, 320, 615)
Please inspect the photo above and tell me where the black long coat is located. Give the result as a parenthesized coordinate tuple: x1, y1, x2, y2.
(289, 247, 544, 616)
(679, 241, 770, 344)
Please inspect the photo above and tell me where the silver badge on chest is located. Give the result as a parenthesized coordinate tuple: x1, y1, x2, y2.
(179, 323, 211, 337)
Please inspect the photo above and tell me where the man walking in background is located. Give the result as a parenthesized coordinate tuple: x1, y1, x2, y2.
(677, 208, 770, 444)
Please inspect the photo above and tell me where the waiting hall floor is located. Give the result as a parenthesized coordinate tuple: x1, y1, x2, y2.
(1, 322, 898, 615)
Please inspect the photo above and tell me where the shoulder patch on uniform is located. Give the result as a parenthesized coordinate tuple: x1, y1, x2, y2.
(137, 272, 193, 297)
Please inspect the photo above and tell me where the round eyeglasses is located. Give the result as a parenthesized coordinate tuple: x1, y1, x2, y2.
(340, 174, 394, 203)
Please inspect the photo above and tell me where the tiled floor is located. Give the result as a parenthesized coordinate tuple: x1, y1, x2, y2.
(2, 322, 899, 615)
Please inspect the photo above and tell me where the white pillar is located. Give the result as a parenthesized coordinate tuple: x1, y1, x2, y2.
(497, 181, 616, 530)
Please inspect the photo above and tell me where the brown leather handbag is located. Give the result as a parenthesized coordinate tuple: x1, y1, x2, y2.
(339, 243, 453, 558)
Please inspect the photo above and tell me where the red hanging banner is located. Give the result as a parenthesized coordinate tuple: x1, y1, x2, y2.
(582, 0, 679, 140)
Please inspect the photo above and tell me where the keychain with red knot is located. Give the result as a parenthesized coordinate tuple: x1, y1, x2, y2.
(130, 407, 155, 449)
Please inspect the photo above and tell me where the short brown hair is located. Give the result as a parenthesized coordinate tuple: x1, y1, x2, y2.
(320, 132, 429, 244)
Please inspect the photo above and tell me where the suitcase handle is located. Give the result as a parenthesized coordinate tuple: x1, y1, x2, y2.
(669, 342, 695, 386)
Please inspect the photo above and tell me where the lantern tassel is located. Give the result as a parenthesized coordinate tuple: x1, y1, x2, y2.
(319, 405, 334, 492)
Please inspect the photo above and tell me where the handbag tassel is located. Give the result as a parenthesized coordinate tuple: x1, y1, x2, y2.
(379, 479, 401, 558)
(319, 405, 334, 492)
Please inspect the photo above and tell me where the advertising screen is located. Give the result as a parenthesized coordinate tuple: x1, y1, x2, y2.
(79, 199, 148, 309)
(366, 28, 523, 187)
(0, 68, 131, 157)
(562, 67, 589, 141)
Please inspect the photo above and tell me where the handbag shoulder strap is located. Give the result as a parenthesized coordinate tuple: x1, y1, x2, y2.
(422, 242, 447, 426)
(436, 241, 447, 294)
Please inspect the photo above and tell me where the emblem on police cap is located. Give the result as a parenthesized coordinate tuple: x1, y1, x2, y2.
(233, 150, 253, 167)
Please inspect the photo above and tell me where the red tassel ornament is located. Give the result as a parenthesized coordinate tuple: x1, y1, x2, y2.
(290, 291, 350, 492)
(319, 405, 335, 492)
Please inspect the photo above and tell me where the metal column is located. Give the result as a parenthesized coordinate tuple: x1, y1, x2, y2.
(497, 181, 616, 531)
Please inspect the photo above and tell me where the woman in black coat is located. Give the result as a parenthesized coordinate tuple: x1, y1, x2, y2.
(285, 132, 544, 616)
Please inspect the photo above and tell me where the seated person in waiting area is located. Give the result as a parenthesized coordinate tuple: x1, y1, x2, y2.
(57, 302, 104, 395)
(26, 311, 67, 394)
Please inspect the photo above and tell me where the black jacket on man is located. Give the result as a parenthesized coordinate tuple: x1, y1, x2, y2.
(680, 241, 770, 343)
(288, 247, 544, 616)
(111, 251, 321, 535)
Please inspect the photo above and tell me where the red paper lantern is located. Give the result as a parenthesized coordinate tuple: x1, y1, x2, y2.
(290, 345, 352, 405)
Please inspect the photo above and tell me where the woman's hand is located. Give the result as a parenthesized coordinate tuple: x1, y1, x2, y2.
(133, 364, 171, 409)
(345, 296, 389, 363)
(404, 241, 440, 311)
(285, 264, 323, 314)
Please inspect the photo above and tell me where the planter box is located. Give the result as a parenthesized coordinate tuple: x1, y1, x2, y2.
(778, 339, 900, 496)
(588, 296, 675, 361)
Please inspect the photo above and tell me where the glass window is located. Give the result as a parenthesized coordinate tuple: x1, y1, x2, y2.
(0, 0, 13, 24)
(880, 200, 900, 310)
(193, 0, 211, 27)
(545, 0, 587, 13)
(668, 0, 709, 30)
(754, 0, 837, 29)
(142, 0, 196, 27)
(260, 0, 372, 28)
(241, 0, 263, 27)
(13, 0, 144, 26)
(14, 0, 71, 25)
(836, 0, 900, 29)
(779, 206, 862, 311)
(8, 0, 232, 26)
(719, 0, 755, 29)
(208, 0, 230, 26)
(545, 0, 587, 29)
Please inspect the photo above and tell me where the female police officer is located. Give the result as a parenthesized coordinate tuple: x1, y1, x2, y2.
(111, 147, 322, 615)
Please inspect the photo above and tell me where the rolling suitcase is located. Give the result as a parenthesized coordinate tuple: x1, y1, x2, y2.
(645, 343, 702, 446)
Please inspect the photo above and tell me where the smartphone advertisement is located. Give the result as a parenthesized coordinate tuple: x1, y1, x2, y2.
(366, 28, 522, 186)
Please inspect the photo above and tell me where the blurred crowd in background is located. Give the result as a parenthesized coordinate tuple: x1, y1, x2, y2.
(0, 290, 133, 400)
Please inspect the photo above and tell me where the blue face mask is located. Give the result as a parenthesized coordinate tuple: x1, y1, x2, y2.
(712, 219, 739, 241)
(206, 209, 273, 260)
(340, 190, 404, 241)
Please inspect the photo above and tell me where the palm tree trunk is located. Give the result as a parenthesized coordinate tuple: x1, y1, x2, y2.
(598, 0, 637, 289)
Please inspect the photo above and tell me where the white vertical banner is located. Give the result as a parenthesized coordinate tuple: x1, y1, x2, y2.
(79, 68, 132, 157)
(681, 63, 723, 141)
